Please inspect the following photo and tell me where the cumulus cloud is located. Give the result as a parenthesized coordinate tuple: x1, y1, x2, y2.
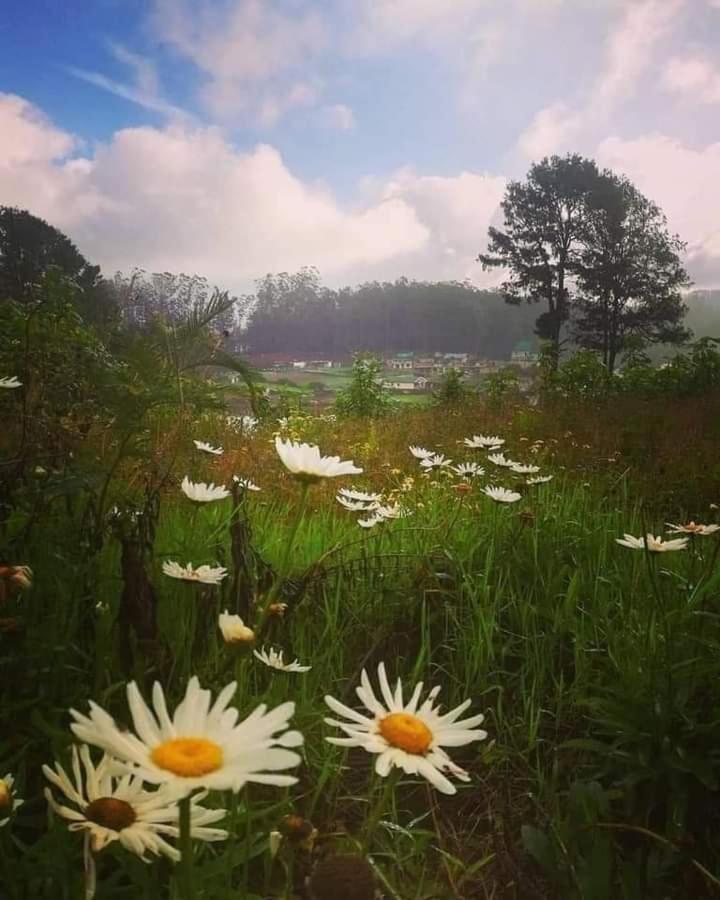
(662, 56, 720, 104)
(517, 0, 686, 158)
(150, 0, 327, 122)
(0, 91, 505, 291)
(597, 134, 720, 286)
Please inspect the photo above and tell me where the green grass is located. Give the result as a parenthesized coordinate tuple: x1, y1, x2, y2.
(3, 406, 720, 899)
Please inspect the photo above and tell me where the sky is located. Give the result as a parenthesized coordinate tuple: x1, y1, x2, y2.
(1, 0, 719, 295)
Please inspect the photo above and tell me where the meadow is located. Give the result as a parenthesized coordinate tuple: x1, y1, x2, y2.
(2, 389, 720, 900)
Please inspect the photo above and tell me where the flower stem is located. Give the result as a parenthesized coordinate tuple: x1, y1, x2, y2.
(259, 482, 310, 627)
(362, 770, 400, 853)
(178, 795, 195, 900)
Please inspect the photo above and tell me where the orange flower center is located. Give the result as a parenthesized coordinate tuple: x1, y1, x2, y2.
(379, 712, 433, 754)
(85, 797, 137, 831)
(0, 781, 11, 813)
(151, 737, 224, 777)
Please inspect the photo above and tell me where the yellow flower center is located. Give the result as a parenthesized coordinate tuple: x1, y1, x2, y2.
(151, 738, 224, 777)
(379, 712, 433, 754)
(0, 781, 11, 814)
(85, 797, 137, 831)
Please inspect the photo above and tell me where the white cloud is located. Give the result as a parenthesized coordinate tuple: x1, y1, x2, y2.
(517, 0, 686, 158)
(597, 134, 720, 285)
(662, 56, 720, 104)
(322, 103, 356, 130)
(150, 0, 327, 123)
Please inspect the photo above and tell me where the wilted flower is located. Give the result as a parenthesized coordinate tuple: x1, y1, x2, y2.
(70, 677, 304, 794)
(254, 647, 311, 673)
(453, 482, 473, 496)
(324, 663, 487, 795)
(275, 438, 362, 482)
(193, 440, 223, 456)
(0, 774, 22, 826)
(0, 565, 33, 591)
(181, 477, 230, 503)
(0, 377, 21, 389)
(162, 561, 228, 585)
(665, 522, 720, 536)
(218, 611, 256, 645)
(233, 476, 261, 492)
(482, 486, 522, 504)
(267, 602, 288, 618)
(44, 746, 227, 858)
(616, 533, 688, 552)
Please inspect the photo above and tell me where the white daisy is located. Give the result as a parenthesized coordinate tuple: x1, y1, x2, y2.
(180, 477, 230, 503)
(452, 462, 485, 478)
(463, 435, 504, 449)
(482, 486, 522, 504)
(43, 746, 227, 859)
(193, 440, 223, 456)
(70, 677, 304, 795)
(233, 476, 261, 492)
(253, 647, 312, 674)
(324, 663, 487, 795)
(0, 774, 23, 826)
(337, 488, 382, 503)
(420, 453, 453, 470)
(0, 376, 21, 389)
(358, 514, 384, 529)
(665, 522, 720, 536)
(336, 495, 380, 512)
(615, 533, 688, 552)
(409, 446, 434, 460)
(527, 475, 553, 485)
(162, 561, 228, 585)
(509, 463, 541, 475)
(374, 503, 411, 520)
(218, 611, 256, 645)
(275, 438, 362, 481)
(487, 453, 515, 468)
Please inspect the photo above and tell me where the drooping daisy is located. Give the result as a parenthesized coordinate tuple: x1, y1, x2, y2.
(0, 565, 33, 591)
(665, 522, 720, 536)
(181, 477, 230, 503)
(487, 453, 515, 468)
(233, 476, 261, 492)
(409, 446, 434, 460)
(452, 462, 485, 478)
(193, 440, 223, 456)
(44, 745, 227, 859)
(616, 533, 688, 552)
(0, 376, 21, 389)
(0, 774, 23, 826)
(254, 647, 312, 674)
(162, 561, 228, 585)
(324, 663, 487, 795)
(337, 488, 382, 503)
(463, 434, 504, 449)
(218, 612, 256, 645)
(420, 453, 453, 470)
(70, 677, 304, 794)
(275, 438, 362, 482)
(527, 475, 553, 485)
(482, 486, 522, 504)
(510, 463, 541, 475)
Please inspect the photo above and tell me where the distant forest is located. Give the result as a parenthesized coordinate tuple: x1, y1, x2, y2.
(239, 268, 539, 358)
(238, 268, 720, 361)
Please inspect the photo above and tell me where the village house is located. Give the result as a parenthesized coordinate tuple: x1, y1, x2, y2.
(510, 340, 540, 369)
(387, 352, 415, 370)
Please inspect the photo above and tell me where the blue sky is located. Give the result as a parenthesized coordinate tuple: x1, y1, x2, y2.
(1, 0, 719, 292)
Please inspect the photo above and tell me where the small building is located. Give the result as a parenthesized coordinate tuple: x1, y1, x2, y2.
(414, 376, 430, 390)
(384, 380, 416, 391)
(511, 340, 540, 368)
(387, 352, 415, 370)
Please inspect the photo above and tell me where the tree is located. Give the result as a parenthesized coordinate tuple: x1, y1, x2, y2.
(478, 155, 603, 370)
(0, 207, 100, 303)
(573, 174, 690, 373)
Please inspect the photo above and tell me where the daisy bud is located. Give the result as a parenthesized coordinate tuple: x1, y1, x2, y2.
(269, 830, 283, 858)
(218, 611, 256, 647)
(279, 814, 315, 844)
(309, 854, 376, 900)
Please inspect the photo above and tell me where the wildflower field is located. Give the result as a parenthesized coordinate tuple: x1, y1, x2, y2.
(2, 380, 720, 899)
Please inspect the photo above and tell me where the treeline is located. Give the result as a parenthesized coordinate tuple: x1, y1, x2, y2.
(240, 268, 538, 357)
